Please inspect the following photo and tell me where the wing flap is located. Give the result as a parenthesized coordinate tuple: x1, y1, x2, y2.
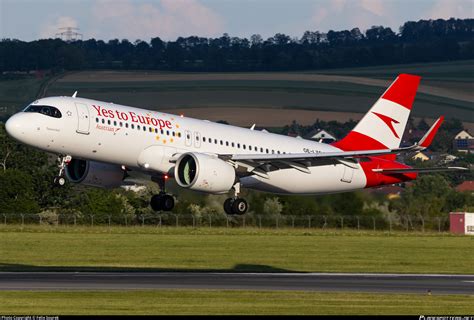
(372, 167, 468, 174)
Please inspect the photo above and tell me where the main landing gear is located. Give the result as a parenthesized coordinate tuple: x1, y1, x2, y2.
(224, 182, 248, 215)
(53, 155, 72, 186)
(150, 175, 175, 212)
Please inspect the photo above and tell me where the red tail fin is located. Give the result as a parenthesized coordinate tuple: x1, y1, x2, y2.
(332, 74, 421, 159)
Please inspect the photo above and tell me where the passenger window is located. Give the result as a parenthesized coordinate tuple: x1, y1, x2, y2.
(266, 149, 269, 153)
(243, 145, 246, 150)
(214, 139, 217, 144)
(226, 141, 229, 146)
(107, 120, 111, 125)
(260, 147, 263, 153)
(166, 130, 169, 135)
(237, 143, 240, 148)
(232, 142, 235, 147)
(220, 140, 223, 145)
(137, 125, 141, 130)
(113, 121, 117, 126)
(95, 118, 99, 123)
(125, 123, 129, 128)
(102, 119, 105, 124)
(131, 124, 135, 129)
(178, 132, 181, 138)
(203, 137, 206, 142)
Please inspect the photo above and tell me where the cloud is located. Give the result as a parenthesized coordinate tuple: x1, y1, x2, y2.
(424, 0, 473, 20)
(360, 0, 386, 17)
(309, 0, 395, 32)
(40, 16, 79, 39)
(89, 0, 225, 41)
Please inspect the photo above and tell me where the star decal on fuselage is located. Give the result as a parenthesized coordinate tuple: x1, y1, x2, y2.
(372, 112, 400, 138)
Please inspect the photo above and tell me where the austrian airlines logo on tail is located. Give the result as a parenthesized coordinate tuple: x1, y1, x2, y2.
(371, 112, 400, 138)
(332, 74, 421, 155)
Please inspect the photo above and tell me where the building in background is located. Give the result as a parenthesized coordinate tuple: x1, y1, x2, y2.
(307, 129, 337, 143)
(450, 212, 474, 235)
(453, 130, 474, 153)
(456, 181, 474, 194)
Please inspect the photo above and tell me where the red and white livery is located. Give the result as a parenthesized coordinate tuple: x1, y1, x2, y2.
(5, 74, 466, 214)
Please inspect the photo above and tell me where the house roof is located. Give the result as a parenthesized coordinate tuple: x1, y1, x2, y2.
(455, 130, 473, 140)
(306, 129, 336, 141)
(456, 181, 474, 192)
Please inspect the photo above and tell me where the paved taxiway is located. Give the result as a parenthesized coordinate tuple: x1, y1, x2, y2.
(0, 272, 473, 294)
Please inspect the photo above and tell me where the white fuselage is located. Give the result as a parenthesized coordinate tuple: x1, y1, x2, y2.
(6, 96, 367, 194)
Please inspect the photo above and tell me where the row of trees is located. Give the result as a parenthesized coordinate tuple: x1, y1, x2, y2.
(1, 18, 473, 72)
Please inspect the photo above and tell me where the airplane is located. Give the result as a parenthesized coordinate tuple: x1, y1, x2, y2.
(5, 74, 467, 215)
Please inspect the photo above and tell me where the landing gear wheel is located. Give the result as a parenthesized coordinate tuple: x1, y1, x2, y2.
(150, 193, 175, 212)
(150, 174, 175, 212)
(150, 194, 163, 211)
(53, 176, 66, 186)
(53, 155, 71, 187)
(232, 198, 248, 215)
(224, 198, 234, 215)
(161, 194, 175, 211)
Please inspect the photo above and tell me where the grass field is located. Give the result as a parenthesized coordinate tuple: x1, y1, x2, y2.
(1, 226, 472, 274)
(1, 290, 472, 315)
(0, 77, 45, 116)
(1, 226, 472, 315)
(42, 60, 473, 128)
(1, 60, 472, 129)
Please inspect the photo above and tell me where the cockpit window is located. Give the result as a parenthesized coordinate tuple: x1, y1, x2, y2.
(24, 105, 62, 118)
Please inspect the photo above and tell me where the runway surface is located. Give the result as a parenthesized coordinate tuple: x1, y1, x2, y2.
(0, 272, 473, 294)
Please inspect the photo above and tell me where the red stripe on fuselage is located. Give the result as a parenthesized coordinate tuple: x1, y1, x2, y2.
(359, 157, 417, 188)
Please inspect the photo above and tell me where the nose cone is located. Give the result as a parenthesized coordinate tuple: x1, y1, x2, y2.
(5, 114, 23, 141)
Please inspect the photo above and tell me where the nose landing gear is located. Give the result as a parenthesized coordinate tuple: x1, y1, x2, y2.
(53, 155, 72, 186)
(224, 182, 248, 215)
(150, 174, 175, 212)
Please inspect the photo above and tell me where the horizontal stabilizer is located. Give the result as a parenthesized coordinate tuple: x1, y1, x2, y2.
(418, 116, 444, 148)
(372, 167, 468, 174)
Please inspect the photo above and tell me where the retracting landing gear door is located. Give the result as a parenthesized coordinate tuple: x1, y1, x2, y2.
(75, 103, 90, 134)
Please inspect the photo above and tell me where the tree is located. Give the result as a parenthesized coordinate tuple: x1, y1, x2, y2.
(77, 188, 126, 223)
(390, 175, 454, 221)
(0, 169, 40, 213)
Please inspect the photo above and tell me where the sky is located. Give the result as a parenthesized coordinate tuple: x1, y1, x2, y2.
(0, 0, 472, 42)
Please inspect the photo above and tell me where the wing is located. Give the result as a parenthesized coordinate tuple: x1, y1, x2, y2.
(221, 116, 467, 178)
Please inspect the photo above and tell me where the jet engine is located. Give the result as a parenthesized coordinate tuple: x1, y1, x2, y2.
(65, 159, 126, 188)
(174, 153, 236, 194)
